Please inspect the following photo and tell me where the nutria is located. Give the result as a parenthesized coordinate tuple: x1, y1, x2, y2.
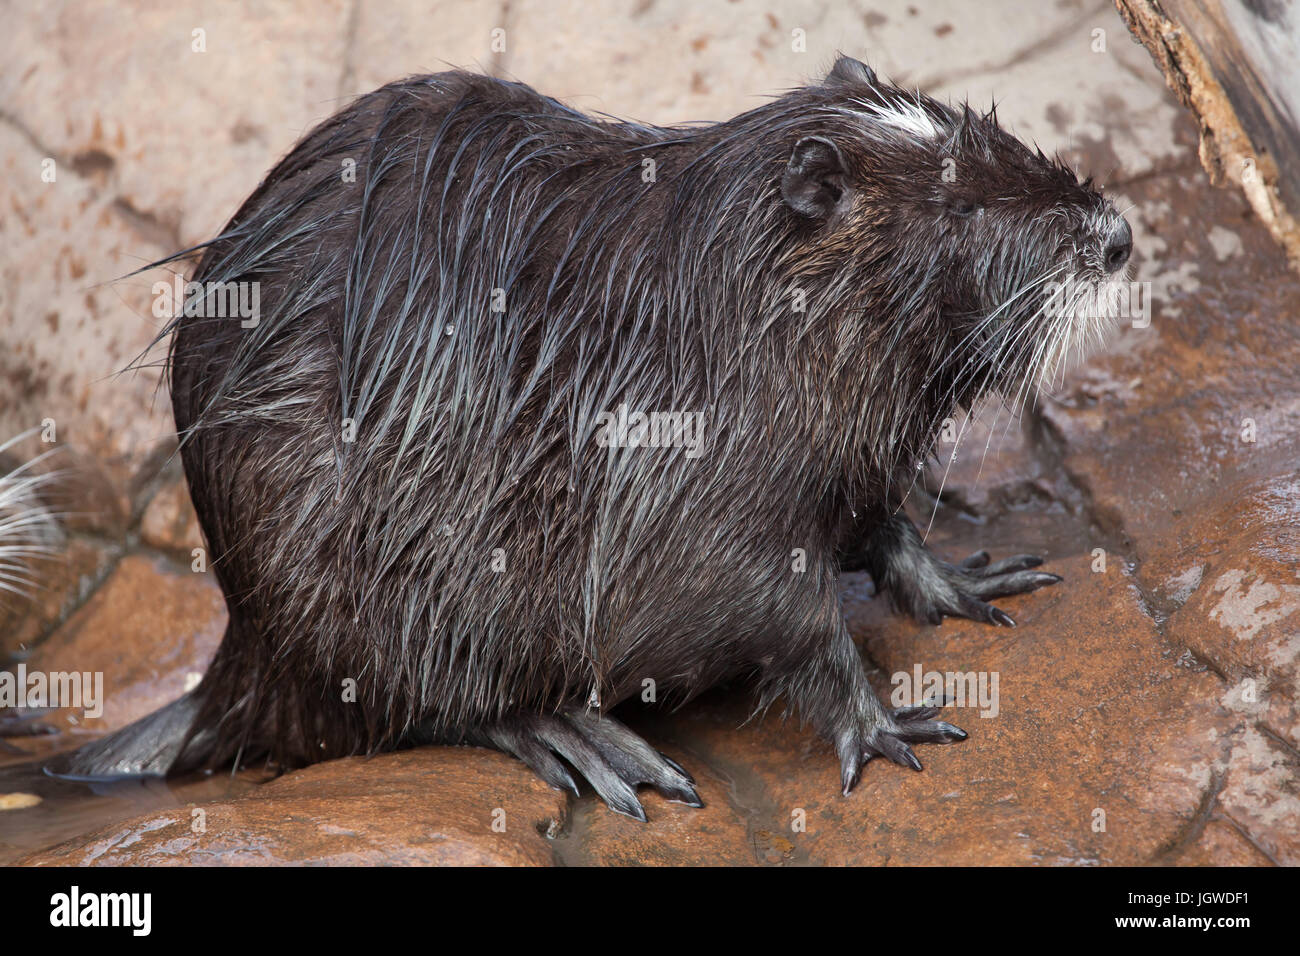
(49, 57, 1132, 819)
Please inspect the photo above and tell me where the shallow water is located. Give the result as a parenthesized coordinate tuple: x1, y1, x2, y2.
(0, 744, 258, 864)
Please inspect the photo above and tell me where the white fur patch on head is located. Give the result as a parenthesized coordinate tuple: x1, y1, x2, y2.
(851, 95, 940, 141)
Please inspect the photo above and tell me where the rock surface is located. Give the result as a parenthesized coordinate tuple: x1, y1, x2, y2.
(2, 0, 1295, 865)
(20, 750, 568, 866)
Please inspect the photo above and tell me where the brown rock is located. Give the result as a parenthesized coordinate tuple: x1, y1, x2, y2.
(1133, 472, 1300, 865)
(20, 748, 568, 866)
(554, 752, 756, 865)
(1039, 174, 1300, 552)
(638, 556, 1227, 866)
(0, 536, 122, 661)
(1179, 819, 1275, 867)
(138, 474, 204, 556)
(1019, 163, 1300, 865)
(16, 553, 224, 738)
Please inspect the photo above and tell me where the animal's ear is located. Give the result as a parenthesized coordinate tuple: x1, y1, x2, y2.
(781, 136, 851, 221)
(825, 55, 877, 88)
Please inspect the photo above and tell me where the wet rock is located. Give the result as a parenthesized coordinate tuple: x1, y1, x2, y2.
(632, 555, 1230, 866)
(12, 553, 224, 738)
(0, 536, 122, 662)
(1039, 175, 1300, 550)
(1134, 473, 1300, 865)
(0, 765, 260, 864)
(553, 750, 756, 865)
(1016, 156, 1300, 865)
(0, 793, 42, 811)
(20, 749, 568, 866)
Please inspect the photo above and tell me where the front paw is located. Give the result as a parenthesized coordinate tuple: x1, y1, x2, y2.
(907, 550, 1061, 627)
(837, 705, 967, 795)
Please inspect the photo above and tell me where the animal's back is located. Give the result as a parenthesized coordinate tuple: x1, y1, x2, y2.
(169, 72, 786, 768)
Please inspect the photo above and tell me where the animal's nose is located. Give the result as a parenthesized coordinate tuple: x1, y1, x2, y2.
(1104, 218, 1132, 273)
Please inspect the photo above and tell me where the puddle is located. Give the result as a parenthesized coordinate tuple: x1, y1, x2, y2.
(0, 748, 257, 864)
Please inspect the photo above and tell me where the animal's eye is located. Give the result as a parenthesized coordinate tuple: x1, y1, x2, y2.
(950, 200, 978, 218)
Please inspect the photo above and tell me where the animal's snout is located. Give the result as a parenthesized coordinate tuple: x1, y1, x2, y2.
(1103, 218, 1132, 274)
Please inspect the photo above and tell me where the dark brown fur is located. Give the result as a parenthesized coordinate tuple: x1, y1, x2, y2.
(51, 58, 1131, 818)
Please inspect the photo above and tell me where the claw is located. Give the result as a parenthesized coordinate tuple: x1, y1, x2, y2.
(840, 701, 966, 792)
(840, 750, 863, 796)
(973, 553, 1045, 576)
(612, 794, 649, 822)
(660, 752, 695, 785)
(674, 787, 705, 809)
(876, 735, 923, 771)
(968, 570, 1062, 601)
(895, 719, 968, 743)
(480, 710, 700, 821)
(902, 547, 1061, 627)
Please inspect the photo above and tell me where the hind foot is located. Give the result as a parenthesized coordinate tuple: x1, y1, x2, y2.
(475, 709, 702, 821)
(837, 704, 967, 795)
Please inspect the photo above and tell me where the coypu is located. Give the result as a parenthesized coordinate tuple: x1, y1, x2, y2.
(50, 57, 1132, 819)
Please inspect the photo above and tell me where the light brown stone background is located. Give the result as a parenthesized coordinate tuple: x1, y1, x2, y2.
(1, 0, 1296, 864)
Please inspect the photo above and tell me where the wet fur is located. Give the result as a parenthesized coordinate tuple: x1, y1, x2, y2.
(55, 59, 1128, 810)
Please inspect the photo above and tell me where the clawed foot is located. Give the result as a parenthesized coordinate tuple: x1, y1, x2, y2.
(910, 550, 1061, 627)
(477, 708, 702, 821)
(837, 704, 967, 795)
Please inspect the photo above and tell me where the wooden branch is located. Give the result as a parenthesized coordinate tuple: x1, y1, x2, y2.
(1115, 0, 1300, 265)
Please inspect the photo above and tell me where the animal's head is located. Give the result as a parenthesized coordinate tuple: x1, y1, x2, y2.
(780, 56, 1132, 407)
